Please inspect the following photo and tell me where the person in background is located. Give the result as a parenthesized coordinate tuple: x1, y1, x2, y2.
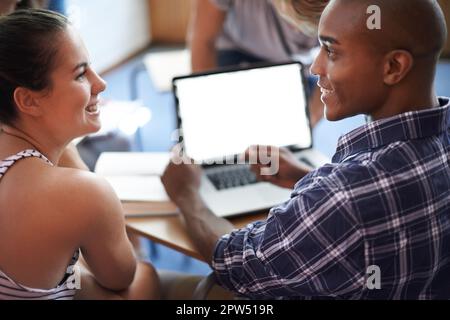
(189, 0, 329, 127)
(0, 9, 160, 300)
(0, 0, 64, 13)
(16, 0, 65, 14)
(17, 0, 47, 9)
(0, 0, 22, 13)
(162, 0, 450, 299)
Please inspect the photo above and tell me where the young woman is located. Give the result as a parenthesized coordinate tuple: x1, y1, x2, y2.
(0, 9, 160, 300)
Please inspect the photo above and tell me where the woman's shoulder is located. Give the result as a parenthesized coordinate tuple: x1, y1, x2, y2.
(1, 160, 124, 245)
(38, 166, 125, 237)
(45, 166, 122, 214)
(4, 155, 121, 218)
(46, 166, 110, 192)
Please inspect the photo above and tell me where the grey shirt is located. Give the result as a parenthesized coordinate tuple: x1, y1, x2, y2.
(211, 0, 318, 62)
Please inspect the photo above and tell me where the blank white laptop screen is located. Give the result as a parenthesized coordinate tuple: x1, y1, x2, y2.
(173, 63, 312, 162)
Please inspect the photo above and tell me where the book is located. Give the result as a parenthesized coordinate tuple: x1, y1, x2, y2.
(95, 152, 176, 216)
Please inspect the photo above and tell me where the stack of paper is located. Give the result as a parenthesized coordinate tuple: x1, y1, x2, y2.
(95, 152, 172, 205)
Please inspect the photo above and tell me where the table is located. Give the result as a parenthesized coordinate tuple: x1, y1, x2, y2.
(124, 202, 267, 262)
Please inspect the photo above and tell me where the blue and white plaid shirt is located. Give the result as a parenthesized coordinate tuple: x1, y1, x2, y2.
(212, 97, 450, 299)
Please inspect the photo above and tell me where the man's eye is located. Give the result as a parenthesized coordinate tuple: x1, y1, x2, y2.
(324, 46, 336, 58)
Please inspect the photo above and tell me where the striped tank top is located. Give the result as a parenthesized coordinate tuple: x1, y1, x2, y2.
(0, 149, 80, 300)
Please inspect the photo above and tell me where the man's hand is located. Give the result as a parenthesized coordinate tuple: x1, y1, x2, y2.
(161, 149, 235, 262)
(161, 155, 202, 206)
(244, 145, 311, 189)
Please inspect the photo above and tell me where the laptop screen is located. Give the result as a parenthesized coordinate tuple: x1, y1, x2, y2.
(173, 62, 312, 163)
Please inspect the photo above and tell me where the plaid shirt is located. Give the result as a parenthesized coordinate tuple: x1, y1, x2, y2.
(212, 98, 450, 299)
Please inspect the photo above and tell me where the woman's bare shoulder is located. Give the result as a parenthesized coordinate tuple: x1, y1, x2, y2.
(1, 154, 124, 232)
(1, 159, 124, 249)
(48, 166, 121, 210)
(39, 166, 125, 230)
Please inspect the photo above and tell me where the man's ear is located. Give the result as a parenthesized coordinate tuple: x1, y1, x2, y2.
(383, 50, 414, 85)
(13, 87, 44, 117)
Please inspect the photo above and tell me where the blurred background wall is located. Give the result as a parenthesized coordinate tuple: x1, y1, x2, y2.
(67, 0, 151, 73)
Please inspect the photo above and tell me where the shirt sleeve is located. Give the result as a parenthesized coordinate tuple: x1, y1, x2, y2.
(212, 175, 367, 299)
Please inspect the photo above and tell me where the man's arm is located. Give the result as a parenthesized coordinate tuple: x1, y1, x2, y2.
(189, 0, 226, 72)
(161, 152, 365, 298)
(161, 160, 234, 262)
(161, 145, 311, 261)
(175, 193, 234, 262)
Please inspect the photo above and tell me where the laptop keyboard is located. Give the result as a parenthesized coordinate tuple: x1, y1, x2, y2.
(207, 166, 258, 190)
(206, 156, 315, 191)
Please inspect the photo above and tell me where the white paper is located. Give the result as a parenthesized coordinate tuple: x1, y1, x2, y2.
(95, 152, 171, 202)
(104, 176, 169, 202)
(95, 152, 170, 176)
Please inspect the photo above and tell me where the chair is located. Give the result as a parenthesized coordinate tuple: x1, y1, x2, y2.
(192, 272, 218, 300)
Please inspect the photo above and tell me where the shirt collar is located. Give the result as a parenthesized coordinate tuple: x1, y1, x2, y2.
(332, 97, 450, 163)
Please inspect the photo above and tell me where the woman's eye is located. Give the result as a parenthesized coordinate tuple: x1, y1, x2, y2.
(76, 72, 86, 80)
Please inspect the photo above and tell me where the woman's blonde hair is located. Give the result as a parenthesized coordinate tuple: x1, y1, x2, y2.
(272, 0, 329, 36)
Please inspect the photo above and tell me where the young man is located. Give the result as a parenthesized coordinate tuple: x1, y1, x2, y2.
(162, 0, 449, 299)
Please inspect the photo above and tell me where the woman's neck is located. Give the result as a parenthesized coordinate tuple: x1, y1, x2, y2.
(1, 125, 65, 165)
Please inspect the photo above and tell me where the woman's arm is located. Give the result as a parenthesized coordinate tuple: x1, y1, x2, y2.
(53, 169, 160, 299)
(189, 0, 226, 72)
(61, 171, 138, 291)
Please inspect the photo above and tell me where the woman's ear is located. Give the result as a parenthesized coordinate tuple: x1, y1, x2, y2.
(13, 87, 44, 117)
(383, 50, 414, 86)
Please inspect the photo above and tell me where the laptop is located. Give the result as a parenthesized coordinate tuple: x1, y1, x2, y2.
(172, 62, 330, 217)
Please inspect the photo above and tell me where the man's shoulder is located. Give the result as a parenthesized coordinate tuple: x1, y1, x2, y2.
(291, 160, 389, 216)
(313, 139, 429, 186)
(297, 161, 377, 192)
(289, 162, 375, 219)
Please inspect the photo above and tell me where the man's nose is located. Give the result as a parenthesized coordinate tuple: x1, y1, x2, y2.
(310, 49, 325, 77)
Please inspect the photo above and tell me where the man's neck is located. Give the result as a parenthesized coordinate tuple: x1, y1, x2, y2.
(369, 91, 439, 121)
